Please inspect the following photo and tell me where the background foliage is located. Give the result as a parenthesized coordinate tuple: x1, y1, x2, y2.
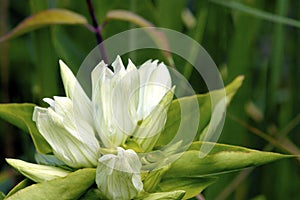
(0, 0, 299, 199)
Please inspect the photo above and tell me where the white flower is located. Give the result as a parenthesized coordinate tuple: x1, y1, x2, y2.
(32, 55, 174, 199)
(33, 56, 173, 168)
(96, 147, 143, 200)
(33, 61, 100, 168)
(92, 56, 174, 151)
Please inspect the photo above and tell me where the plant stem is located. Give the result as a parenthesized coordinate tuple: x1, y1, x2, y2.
(86, 0, 108, 63)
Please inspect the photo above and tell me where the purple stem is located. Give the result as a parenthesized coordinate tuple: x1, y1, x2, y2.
(86, 0, 108, 63)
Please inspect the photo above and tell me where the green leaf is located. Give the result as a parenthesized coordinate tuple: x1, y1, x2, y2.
(0, 192, 5, 200)
(5, 179, 32, 198)
(0, 8, 88, 42)
(136, 190, 185, 200)
(157, 177, 217, 199)
(155, 76, 244, 147)
(163, 142, 292, 178)
(210, 0, 300, 29)
(5, 168, 95, 200)
(6, 159, 70, 183)
(78, 189, 105, 200)
(0, 103, 52, 154)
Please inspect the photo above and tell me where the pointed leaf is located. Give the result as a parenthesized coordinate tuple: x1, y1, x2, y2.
(163, 142, 292, 178)
(6, 159, 70, 183)
(0, 9, 88, 42)
(0, 103, 52, 154)
(157, 177, 217, 199)
(155, 76, 244, 147)
(5, 168, 95, 200)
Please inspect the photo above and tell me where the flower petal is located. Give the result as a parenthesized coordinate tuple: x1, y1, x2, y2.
(33, 104, 100, 168)
(96, 147, 143, 200)
(137, 60, 172, 120)
(92, 57, 139, 148)
(59, 60, 93, 125)
(133, 87, 175, 151)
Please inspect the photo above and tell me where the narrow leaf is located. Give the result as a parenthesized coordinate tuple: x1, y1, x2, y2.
(210, 0, 300, 29)
(6, 168, 95, 200)
(0, 9, 88, 42)
(157, 177, 217, 199)
(163, 142, 292, 178)
(0, 103, 52, 154)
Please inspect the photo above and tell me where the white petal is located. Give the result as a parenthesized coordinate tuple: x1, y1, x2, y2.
(137, 60, 172, 120)
(111, 68, 139, 137)
(92, 57, 139, 147)
(133, 87, 174, 151)
(112, 55, 126, 74)
(59, 60, 93, 125)
(33, 106, 99, 168)
(96, 147, 143, 200)
(59, 60, 76, 99)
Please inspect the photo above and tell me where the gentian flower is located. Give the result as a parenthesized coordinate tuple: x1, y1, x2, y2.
(29, 55, 174, 199)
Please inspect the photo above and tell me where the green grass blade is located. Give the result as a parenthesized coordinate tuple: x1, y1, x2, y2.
(210, 0, 300, 28)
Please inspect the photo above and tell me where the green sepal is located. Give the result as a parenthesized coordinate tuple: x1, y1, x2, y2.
(143, 165, 170, 192)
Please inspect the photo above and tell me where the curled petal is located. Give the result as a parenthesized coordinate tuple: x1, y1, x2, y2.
(96, 147, 143, 200)
(33, 101, 100, 168)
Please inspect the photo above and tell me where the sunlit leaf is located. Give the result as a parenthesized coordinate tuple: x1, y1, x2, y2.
(5, 168, 95, 200)
(0, 9, 88, 42)
(163, 141, 292, 178)
(0, 104, 52, 154)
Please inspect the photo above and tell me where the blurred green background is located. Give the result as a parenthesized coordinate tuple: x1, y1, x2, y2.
(0, 0, 299, 199)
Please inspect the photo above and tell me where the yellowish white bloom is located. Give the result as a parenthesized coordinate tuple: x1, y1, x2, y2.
(92, 56, 173, 150)
(31, 56, 174, 199)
